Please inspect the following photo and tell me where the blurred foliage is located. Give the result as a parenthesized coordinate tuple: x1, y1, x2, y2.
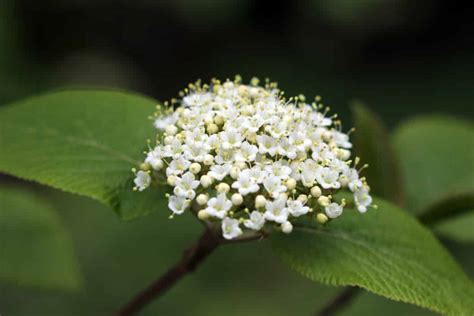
(1, 0, 473, 315)
(0, 186, 80, 290)
(393, 116, 474, 213)
(351, 102, 404, 204)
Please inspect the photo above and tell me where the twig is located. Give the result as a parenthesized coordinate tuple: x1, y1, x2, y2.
(316, 287, 360, 316)
(117, 228, 221, 316)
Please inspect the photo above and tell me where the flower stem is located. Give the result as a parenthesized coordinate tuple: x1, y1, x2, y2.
(316, 287, 360, 316)
(117, 229, 221, 316)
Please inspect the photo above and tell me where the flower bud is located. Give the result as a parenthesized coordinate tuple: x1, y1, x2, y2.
(230, 167, 240, 179)
(281, 221, 293, 234)
(207, 123, 218, 134)
(234, 161, 247, 170)
(255, 195, 267, 208)
(140, 162, 151, 171)
(167, 175, 176, 186)
(164, 135, 173, 145)
(165, 124, 178, 135)
(198, 210, 209, 220)
(338, 149, 351, 161)
(316, 213, 328, 224)
(297, 194, 308, 203)
(200, 175, 213, 188)
(339, 175, 349, 187)
(318, 195, 330, 207)
(189, 162, 201, 174)
(196, 194, 208, 206)
(285, 178, 296, 190)
(203, 154, 214, 166)
(204, 116, 214, 125)
(214, 115, 224, 125)
(231, 193, 244, 206)
(216, 183, 230, 193)
(322, 130, 332, 142)
(310, 186, 322, 198)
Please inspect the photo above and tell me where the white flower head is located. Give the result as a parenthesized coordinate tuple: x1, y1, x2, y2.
(135, 77, 372, 237)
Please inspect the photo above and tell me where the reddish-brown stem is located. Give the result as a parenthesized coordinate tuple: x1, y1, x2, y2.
(117, 229, 221, 316)
(317, 287, 360, 316)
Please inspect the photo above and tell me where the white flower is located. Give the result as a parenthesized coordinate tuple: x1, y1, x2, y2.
(331, 131, 352, 149)
(354, 187, 372, 213)
(205, 193, 232, 219)
(300, 159, 318, 187)
(289, 131, 311, 151)
(325, 202, 343, 218)
(248, 165, 267, 183)
(235, 141, 258, 162)
(311, 112, 332, 127)
(263, 176, 287, 198)
(264, 197, 289, 223)
(284, 199, 310, 217)
(162, 138, 184, 159)
(214, 148, 235, 165)
(183, 92, 212, 107)
(220, 128, 243, 149)
(222, 217, 243, 240)
(232, 169, 260, 196)
(168, 195, 191, 215)
(173, 172, 200, 199)
(185, 129, 209, 147)
(145, 147, 163, 170)
(208, 164, 232, 181)
(315, 167, 341, 189)
(244, 211, 265, 230)
(134, 171, 151, 191)
(344, 168, 363, 192)
(154, 113, 178, 130)
(256, 135, 278, 156)
(265, 161, 292, 180)
(166, 157, 191, 176)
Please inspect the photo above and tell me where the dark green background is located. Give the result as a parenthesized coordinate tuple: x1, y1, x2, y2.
(1, 0, 472, 315)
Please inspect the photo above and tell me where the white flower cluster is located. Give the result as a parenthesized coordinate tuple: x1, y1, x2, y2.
(134, 77, 373, 240)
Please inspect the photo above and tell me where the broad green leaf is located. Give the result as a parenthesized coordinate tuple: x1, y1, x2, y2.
(352, 102, 403, 205)
(0, 186, 81, 290)
(393, 116, 474, 213)
(273, 197, 474, 315)
(0, 90, 162, 220)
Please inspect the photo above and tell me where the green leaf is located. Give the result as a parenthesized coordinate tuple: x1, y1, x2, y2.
(0, 186, 81, 290)
(273, 197, 474, 315)
(418, 192, 474, 226)
(0, 90, 162, 220)
(434, 211, 474, 243)
(351, 102, 403, 205)
(393, 116, 474, 213)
